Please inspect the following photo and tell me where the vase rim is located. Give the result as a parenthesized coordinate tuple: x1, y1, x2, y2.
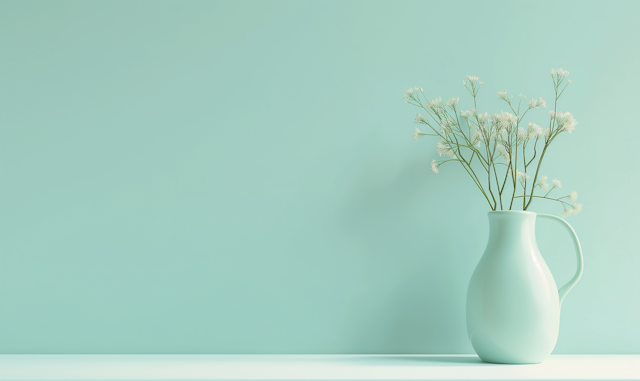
(488, 210, 536, 215)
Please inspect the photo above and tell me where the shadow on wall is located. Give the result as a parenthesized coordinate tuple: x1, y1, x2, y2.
(337, 157, 484, 353)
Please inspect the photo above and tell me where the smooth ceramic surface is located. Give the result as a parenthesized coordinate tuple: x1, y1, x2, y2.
(467, 211, 584, 364)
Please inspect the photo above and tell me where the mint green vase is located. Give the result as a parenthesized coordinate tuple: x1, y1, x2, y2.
(466, 211, 584, 364)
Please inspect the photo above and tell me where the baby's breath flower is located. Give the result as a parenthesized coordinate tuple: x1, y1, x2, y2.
(460, 109, 475, 119)
(445, 97, 460, 108)
(436, 139, 456, 158)
(495, 128, 508, 143)
(403, 87, 422, 103)
(491, 111, 517, 132)
(568, 191, 578, 203)
(517, 171, 530, 187)
(528, 97, 547, 109)
(405, 70, 581, 217)
(496, 144, 510, 162)
(538, 176, 550, 191)
(550, 68, 569, 82)
(497, 90, 512, 103)
(431, 159, 440, 174)
(470, 129, 483, 146)
(556, 69, 569, 79)
(414, 113, 427, 124)
(517, 127, 527, 141)
(437, 139, 447, 155)
(527, 122, 543, 139)
(571, 203, 582, 215)
(440, 118, 456, 133)
(560, 208, 573, 218)
(466, 76, 480, 86)
(477, 112, 490, 124)
(553, 111, 578, 133)
(425, 96, 442, 110)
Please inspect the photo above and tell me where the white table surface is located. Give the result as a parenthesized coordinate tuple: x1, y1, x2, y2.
(0, 355, 638, 380)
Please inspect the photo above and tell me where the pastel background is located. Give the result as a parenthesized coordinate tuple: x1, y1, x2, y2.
(0, 0, 638, 354)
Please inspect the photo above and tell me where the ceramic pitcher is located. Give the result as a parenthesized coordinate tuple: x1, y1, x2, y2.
(466, 211, 584, 364)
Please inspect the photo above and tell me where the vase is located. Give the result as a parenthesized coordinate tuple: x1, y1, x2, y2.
(466, 211, 583, 364)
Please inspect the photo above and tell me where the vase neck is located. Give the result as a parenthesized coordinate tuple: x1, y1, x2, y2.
(486, 212, 537, 254)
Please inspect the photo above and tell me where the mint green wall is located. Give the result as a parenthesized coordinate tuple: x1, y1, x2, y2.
(0, 0, 638, 354)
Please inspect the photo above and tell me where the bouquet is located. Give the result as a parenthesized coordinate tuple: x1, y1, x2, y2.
(404, 69, 582, 217)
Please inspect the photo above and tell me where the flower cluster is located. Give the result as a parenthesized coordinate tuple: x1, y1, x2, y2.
(403, 87, 423, 104)
(526, 123, 544, 139)
(403, 69, 582, 217)
(529, 97, 547, 109)
(549, 111, 578, 134)
(550, 68, 569, 83)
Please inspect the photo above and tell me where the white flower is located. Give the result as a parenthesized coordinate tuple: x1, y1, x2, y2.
(563, 123, 576, 134)
(571, 203, 582, 215)
(497, 90, 512, 102)
(431, 159, 440, 174)
(517, 171, 530, 187)
(466, 75, 480, 86)
(491, 111, 517, 132)
(496, 144, 510, 162)
(568, 79, 573, 84)
(528, 97, 547, 109)
(556, 68, 569, 80)
(403, 87, 422, 103)
(462, 80, 466, 86)
(445, 97, 459, 108)
(460, 109, 475, 119)
(495, 128, 508, 143)
(553, 178, 562, 188)
(425, 96, 442, 110)
(520, 93, 526, 99)
(568, 191, 578, 203)
(414, 113, 427, 124)
(543, 128, 551, 138)
(436, 139, 456, 158)
(560, 208, 573, 218)
(553, 111, 578, 133)
(413, 128, 425, 141)
(550, 68, 569, 82)
(470, 129, 483, 146)
(477, 112, 491, 124)
(517, 127, 527, 141)
(527, 122, 543, 139)
(440, 118, 456, 132)
(538, 176, 550, 191)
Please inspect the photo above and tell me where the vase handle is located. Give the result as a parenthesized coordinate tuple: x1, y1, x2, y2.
(537, 214, 584, 306)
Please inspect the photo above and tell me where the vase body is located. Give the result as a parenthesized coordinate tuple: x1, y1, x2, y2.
(467, 211, 561, 364)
